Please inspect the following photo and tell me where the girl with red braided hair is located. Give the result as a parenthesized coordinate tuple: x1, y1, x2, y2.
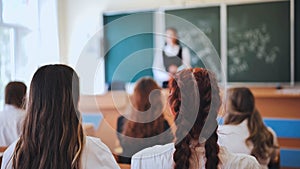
(131, 68, 260, 169)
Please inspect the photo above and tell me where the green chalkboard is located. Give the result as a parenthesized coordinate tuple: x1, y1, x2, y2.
(227, 1, 290, 82)
(103, 12, 154, 83)
(165, 7, 221, 68)
(103, 1, 292, 83)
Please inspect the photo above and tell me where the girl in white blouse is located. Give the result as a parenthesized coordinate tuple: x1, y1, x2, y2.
(131, 68, 260, 169)
(218, 87, 280, 169)
(1, 65, 119, 169)
(0, 82, 26, 147)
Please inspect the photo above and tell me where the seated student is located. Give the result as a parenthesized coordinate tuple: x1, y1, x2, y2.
(0, 82, 26, 147)
(1, 65, 119, 169)
(218, 87, 280, 169)
(131, 68, 260, 169)
(117, 77, 173, 164)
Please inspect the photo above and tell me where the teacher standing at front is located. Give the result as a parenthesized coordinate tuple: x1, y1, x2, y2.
(153, 28, 191, 86)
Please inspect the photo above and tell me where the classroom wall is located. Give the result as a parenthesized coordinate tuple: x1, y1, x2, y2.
(57, 0, 276, 93)
(57, 0, 269, 65)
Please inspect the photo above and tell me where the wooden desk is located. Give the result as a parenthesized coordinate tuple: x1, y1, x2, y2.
(79, 91, 128, 113)
(118, 163, 131, 169)
(249, 87, 300, 118)
(78, 88, 300, 152)
(79, 91, 129, 150)
(82, 123, 95, 136)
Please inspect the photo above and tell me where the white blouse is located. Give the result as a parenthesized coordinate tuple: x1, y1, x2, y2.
(218, 120, 278, 169)
(0, 105, 25, 146)
(218, 120, 252, 155)
(1, 136, 120, 169)
(131, 143, 260, 169)
(152, 44, 191, 83)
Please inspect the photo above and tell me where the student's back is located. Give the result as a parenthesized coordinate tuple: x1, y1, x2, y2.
(0, 82, 26, 147)
(132, 143, 260, 169)
(131, 68, 260, 169)
(218, 87, 279, 169)
(117, 78, 173, 164)
(1, 65, 119, 169)
(2, 136, 119, 169)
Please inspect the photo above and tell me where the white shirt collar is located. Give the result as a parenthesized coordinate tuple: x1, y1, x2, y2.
(164, 44, 180, 56)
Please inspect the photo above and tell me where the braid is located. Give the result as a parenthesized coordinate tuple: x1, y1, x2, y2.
(170, 68, 221, 169)
(196, 70, 220, 169)
(205, 131, 219, 169)
(170, 70, 198, 169)
(174, 134, 192, 169)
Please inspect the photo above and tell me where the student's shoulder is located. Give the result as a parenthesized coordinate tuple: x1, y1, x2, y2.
(85, 136, 112, 154)
(0, 108, 25, 119)
(217, 124, 237, 134)
(131, 143, 175, 169)
(133, 143, 174, 159)
(1, 140, 19, 169)
(83, 136, 120, 169)
(218, 120, 248, 134)
(219, 146, 261, 169)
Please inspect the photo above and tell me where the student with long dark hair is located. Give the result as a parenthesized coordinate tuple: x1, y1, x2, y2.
(0, 82, 26, 146)
(218, 87, 279, 169)
(117, 77, 173, 164)
(1, 65, 119, 169)
(131, 68, 260, 169)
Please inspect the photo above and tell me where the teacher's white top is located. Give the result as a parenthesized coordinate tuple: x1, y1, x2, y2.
(0, 104, 25, 147)
(131, 143, 260, 169)
(153, 44, 191, 83)
(1, 136, 120, 169)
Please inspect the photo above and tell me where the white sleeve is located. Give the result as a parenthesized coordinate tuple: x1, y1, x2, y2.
(182, 47, 191, 68)
(131, 144, 174, 169)
(152, 48, 169, 83)
(219, 147, 261, 169)
(83, 137, 120, 169)
(227, 154, 261, 169)
(1, 140, 18, 169)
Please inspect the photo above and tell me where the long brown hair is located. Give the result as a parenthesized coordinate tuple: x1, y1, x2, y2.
(224, 87, 275, 162)
(11, 65, 84, 169)
(123, 77, 167, 139)
(169, 68, 221, 169)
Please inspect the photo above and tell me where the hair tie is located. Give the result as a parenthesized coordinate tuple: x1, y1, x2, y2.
(198, 137, 207, 144)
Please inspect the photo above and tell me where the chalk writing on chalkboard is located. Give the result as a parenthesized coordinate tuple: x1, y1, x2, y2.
(176, 27, 222, 82)
(178, 28, 215, 66)
(228, 24, 280, 76)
